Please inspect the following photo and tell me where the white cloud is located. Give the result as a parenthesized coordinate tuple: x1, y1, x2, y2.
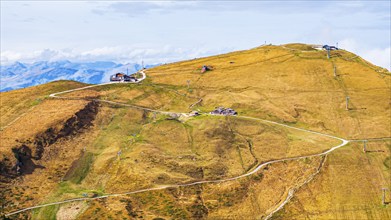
(1, 2, 389, 70)
(0, 45, 234, 66)
(0, 51, 23, 63)
(339, 38, 390, 71)
(364, 47, 391, 71)
(339, 39, 358, 52)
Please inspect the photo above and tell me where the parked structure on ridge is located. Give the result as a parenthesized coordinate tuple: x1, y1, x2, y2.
(189, 111, 200, 117)
(110, 73, 138, 82)
(201, 65, 213, 73)
(210, 107, 237, 116)
(322, 45, 339, 50)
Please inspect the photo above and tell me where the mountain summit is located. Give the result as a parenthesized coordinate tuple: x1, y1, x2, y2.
(1, 43, 390, 219)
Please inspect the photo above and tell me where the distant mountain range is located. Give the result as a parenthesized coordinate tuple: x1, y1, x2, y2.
(0, 61, 159, 92)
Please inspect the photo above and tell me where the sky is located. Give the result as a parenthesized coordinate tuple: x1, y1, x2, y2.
(1, 1, 390, 70)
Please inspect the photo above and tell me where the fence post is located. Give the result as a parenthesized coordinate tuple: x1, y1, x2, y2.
(363, 140, 367, 153)
(117, 150, 122, 160)
(346, 96, 350, 110)
(382, 188, 388, 205)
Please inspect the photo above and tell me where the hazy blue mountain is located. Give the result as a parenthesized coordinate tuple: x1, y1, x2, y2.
(0, 61, 158, 92)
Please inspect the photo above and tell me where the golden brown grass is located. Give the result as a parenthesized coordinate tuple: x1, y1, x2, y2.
(1, 44, 390, 219)
(146, 44, 390, 139)
(0, 80, 87, 128)
(276, 141, 391, 219)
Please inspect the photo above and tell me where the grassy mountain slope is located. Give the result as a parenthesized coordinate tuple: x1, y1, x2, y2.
(0, 43, 390, 219)
(147, 44, 390, 139)
(0, 80, 87, 128)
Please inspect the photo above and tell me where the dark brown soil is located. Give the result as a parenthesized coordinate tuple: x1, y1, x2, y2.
(0, 101, 99, 217)
(0, 101, 99, 180)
